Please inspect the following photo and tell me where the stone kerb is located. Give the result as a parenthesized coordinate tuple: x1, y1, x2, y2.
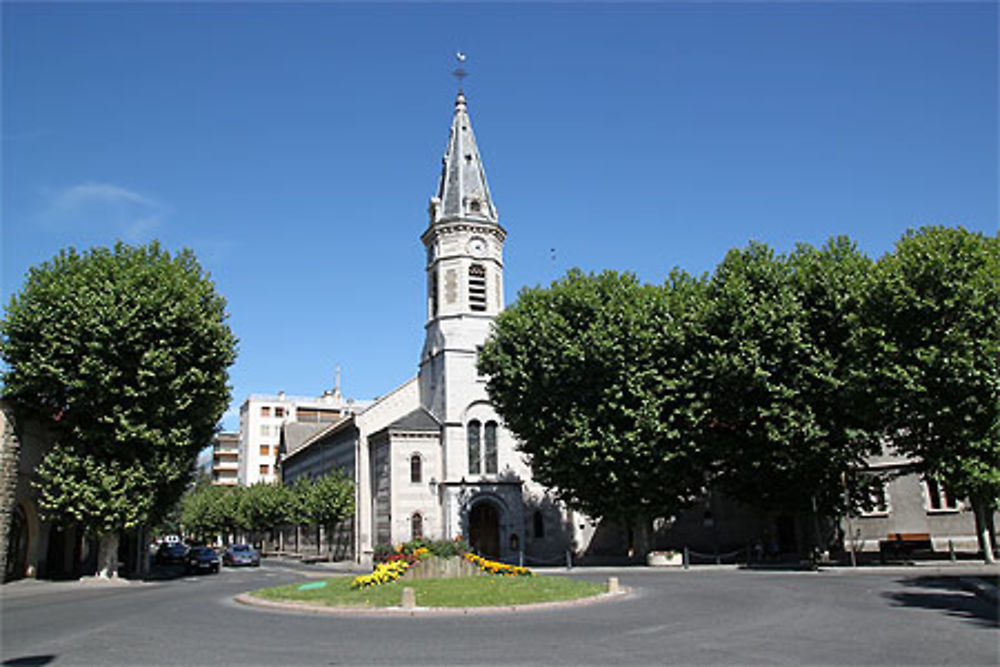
(404, 555, 480, 580)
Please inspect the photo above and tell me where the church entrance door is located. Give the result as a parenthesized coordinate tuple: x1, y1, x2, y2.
(469, 502, 500, 559)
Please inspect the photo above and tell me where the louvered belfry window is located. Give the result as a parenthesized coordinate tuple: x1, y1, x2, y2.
(469, 264, 487, 311)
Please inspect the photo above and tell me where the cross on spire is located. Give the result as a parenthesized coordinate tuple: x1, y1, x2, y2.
(453, 52, 468, 91)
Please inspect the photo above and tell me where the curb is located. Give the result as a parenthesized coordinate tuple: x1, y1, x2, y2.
(233, 587, 630, 617)
(958, 577, 1000, 605)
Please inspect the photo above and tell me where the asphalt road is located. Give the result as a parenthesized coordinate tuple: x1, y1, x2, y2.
(2, 562, 997, 666)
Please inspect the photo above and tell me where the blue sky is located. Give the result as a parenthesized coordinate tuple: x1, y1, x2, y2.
(3, 2, 997, 433)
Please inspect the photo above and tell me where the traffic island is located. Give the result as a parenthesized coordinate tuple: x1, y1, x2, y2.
(237, 574, 623, 615)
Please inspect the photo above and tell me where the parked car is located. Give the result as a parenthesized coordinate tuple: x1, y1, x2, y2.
(185, 546, 220, 574)
(223, 544, 261, 567)
(154, 542, 188, 566)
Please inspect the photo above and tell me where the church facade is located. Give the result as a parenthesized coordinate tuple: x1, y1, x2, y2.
(281, 91, 588, 566)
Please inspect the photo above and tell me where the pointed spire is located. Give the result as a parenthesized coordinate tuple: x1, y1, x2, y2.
(429, 91, 498, 225)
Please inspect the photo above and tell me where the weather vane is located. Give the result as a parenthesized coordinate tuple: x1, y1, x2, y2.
(453, 52, 468, 91)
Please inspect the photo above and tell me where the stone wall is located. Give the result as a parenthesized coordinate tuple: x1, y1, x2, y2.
(0, 403, 19, 579)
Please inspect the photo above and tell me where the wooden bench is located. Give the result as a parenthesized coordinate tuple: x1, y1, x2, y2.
(879, 532, 933, 562)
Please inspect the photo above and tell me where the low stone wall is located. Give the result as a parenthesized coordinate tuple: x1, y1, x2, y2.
(404, 556, 480, 580)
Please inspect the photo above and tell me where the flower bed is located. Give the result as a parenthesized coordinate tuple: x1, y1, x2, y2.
(464, 553, 533, 577)
(351, 559, 412, 589)
(354, 538, 533, 588)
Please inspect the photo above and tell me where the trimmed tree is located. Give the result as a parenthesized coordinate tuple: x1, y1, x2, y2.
(700, 239, 879, 553)
(480, 269, 711, 553)
(860, 226, 1000, 563)
(241, 481, 291, 550)
(1, 242, 237, 577)
(302, 469, 355, 559)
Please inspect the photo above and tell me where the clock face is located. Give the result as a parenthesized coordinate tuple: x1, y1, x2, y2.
(468, 237, 487, 257)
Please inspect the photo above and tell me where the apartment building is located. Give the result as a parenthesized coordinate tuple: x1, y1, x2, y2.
(212, 432, 239, 486)
(237, 390, 368, 485)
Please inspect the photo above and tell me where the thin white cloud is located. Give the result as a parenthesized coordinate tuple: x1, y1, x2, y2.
(48, 182, 158, 213)
(39, 181, 168, 243)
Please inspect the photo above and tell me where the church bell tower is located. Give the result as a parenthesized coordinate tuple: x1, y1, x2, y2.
(419, 90, 506, 421)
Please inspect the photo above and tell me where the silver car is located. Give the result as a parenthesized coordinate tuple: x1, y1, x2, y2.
(223, 544, 260, 567)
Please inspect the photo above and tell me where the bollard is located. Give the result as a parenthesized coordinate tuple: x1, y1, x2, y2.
(519, 548, 524, 568)
(683, 546, 690, 570)
(949, 539, 956, 562)
(566, 549, 573, 570)
(608, 576, 620, 594)
(401, 586, 416, 609)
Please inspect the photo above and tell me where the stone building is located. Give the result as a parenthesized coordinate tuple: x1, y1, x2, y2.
(0, 402, 148, 581)
(282, 90, 590, 566)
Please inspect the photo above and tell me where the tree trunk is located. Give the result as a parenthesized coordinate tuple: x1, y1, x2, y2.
(0, 405, 21, 580)
(971, 495, 996, 565)
(985, 507, 998, 555)
(96, 533, 120, 578)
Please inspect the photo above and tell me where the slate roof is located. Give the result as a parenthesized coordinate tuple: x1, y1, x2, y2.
(431, 91, 498, 225)
(282, 421, 338, 456)
(387, 408, 441, 432)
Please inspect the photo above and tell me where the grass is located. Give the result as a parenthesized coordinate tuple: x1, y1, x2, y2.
(252, 574, 606, 608)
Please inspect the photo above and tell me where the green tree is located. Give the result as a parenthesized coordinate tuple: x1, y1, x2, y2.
(480, 269, 710, 551)
(302, 469, 355, 558)
(241, 481, 290, 547)
(1, 242, 238, 577)
(181, 483, 245, 544)
(860, 226, 1000, 562)
(701, 239, 878, 551)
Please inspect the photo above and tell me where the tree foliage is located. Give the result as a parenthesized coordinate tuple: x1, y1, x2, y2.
(301, 469, 356, 529)
(0, 242, 238, 538)
(859, 226, 999, 557)
(480, 269, 710, 523)
(180, 471, 355, 543)
(702, 238, 878, 516)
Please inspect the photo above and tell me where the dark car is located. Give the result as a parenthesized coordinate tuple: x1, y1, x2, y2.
(154, 542, 188, 566)
(185, 546, 220, 574)
(223, 544, 260, 567)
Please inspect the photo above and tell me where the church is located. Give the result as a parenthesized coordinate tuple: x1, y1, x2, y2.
(278, 86, 995, 569)
(280, 89, 590, 566)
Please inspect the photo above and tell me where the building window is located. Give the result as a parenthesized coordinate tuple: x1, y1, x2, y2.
(533, 510, 545, 539)
(410, 454, 422, 484)
(260, 464, 269, 476)
(859, 479, 889, 516)
(275, 407, 285, 418)
(411, 513, 423, 540)
(926, 478, 959, 511)
(261, 406, 271, 417)
(484, 421, 498, 474)
(259, 424, 270, 436)
(467, 420, 481, 474)
(260, 445, 269, 456)
(469, 264, 487, 311)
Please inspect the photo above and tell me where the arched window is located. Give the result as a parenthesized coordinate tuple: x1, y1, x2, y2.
(533, 510, 545, 539)
(469, 264, 487, 311)
(484, 421, 498, 474)
(411, 513, 423, 540)
(410, 454, 422, 484)
(467, 420, 482, 474)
